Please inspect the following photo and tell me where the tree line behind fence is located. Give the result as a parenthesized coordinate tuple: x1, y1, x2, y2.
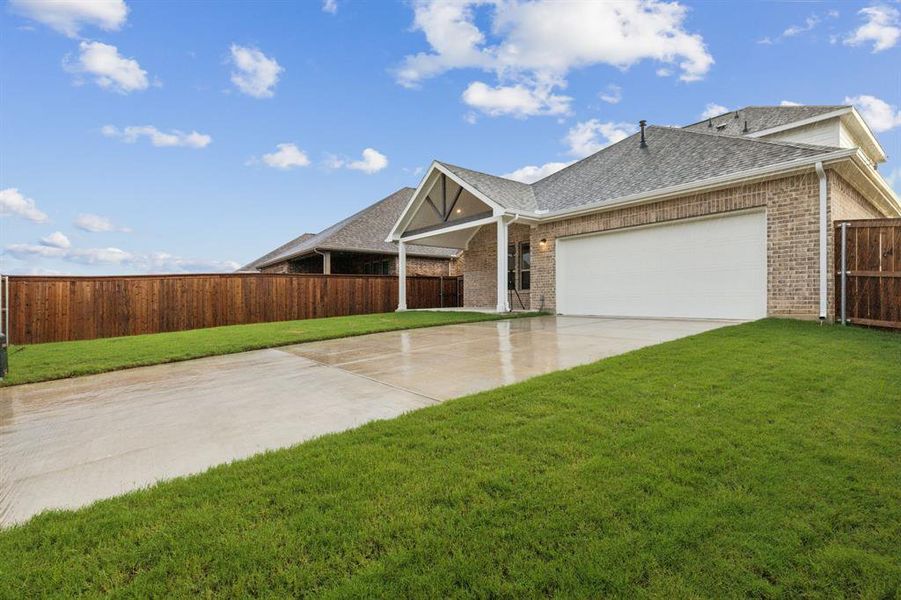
(5, 273, 464, 345)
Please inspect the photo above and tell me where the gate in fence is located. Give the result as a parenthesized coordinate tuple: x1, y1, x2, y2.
(835, 219, 900, 329)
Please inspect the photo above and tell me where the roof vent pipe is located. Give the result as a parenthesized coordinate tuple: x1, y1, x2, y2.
(639, 120, 647, 148)
(707, 118, 713, 128)
(742, 120, 749, 133)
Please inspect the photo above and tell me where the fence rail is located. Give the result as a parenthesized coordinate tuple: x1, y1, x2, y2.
(835, 218, 900, 329)
(4, 273, 463, 345)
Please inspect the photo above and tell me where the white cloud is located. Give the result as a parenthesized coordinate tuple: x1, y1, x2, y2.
(844, 5, 900, 52)
(74, 213, 131, 233)
(323, 148, 390, 174)
(102, 125, 212, 148)
(783, 15, 819, 37)
(396, 0, 712, 118)
(599, 84, 622, 104)
(4, 243, 67, 259)
(4, 243, 240, 272)
(780, 100, 802, 106)
(41, 231, 71, 249)
(564, 120, 636, 158)
(462, 81, 570, 117)
(10, 0, 127, 37)
(259, 143, 311, 169)
(0, 188, 49, 223)
(348, 148, 389, 174)
(66, 41, 149, 94)
(229, 44, 283, 98)
(844, 95, 901, 133)
(502, 161, 571, 184)
(322, 0, 337, 14)
(700, 102, 729, 119)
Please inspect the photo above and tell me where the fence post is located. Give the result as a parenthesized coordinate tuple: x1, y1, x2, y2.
(439, 276, 444, 308)
(840, 222, 847, 325)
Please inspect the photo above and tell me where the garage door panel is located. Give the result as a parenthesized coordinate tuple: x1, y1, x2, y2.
(556, 211, 766, 320)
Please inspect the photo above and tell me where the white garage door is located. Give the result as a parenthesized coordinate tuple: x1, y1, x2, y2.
(556, 210, 766, 320)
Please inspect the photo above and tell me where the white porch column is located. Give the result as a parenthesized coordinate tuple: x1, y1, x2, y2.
(397, 241, 407, 311)
(496, 217, 509, 313)
(322, 251, 331, 275)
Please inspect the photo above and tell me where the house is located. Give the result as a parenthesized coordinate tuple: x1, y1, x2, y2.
(387, 105, 900, 321)
(242, 188, 460, 276)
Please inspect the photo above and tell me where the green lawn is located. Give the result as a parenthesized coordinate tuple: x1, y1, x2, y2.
(2, 319, 899, 597)
(1, 311, 537, 387)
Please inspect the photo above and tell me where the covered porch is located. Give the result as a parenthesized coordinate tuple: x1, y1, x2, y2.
(388, 162, 537, 313)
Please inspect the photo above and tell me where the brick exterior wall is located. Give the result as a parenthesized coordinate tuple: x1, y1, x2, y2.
(461, 169, 892, 320)
(464, 223, 531, 308)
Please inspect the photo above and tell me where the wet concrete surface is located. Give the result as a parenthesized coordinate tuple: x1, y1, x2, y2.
(0, 315, 735, 526)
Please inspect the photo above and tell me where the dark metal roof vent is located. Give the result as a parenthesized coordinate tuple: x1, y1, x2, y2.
(734, 111, 740, 119)
(707, 118, 713, 128)
(742, 119, 749, 133)
(639, 120, 647, 148)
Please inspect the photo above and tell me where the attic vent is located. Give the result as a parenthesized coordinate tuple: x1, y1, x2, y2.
(639, 120, 648, 148)
(716, 124, 727, 131)
(707, 118, 713, 128)
(742, 119, 749, 133)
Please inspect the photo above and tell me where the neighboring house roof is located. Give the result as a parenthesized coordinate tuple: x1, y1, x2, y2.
(436, 126, 842, 215)
(247, 187, 459, 270)
(682, 105, 848, 136)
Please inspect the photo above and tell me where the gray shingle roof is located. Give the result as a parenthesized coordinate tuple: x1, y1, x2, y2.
(437, 126, 839, 215)
(530, 126, 838, 212)
(437, 161, 538, 211)
(682, 105, 848, 136)
(247, 187, 458, 270)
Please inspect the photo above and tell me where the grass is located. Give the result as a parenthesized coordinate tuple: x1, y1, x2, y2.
(2, 319, 899, 597)
(1, 311, 538, 387)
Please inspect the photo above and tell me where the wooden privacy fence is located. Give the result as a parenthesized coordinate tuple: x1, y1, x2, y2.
(835, 219, 900, 329)
(5, 273, 464, 345)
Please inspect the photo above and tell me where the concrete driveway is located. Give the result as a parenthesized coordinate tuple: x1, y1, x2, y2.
(0, 315, 734, 525)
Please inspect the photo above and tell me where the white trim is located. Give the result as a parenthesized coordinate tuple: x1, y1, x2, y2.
(386, 162, 505, 242)
(496, 217, 509, 312)
(848, 151, 901, 216)
(397, 241, 407, 311)
(399, 215, 497, 243)
(746, 108, 850, 138)
(747, 107, 887, 164)
(535, 149, 855, 221)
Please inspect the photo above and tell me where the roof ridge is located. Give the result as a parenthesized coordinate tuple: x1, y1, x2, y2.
(437, 160, 530, 187)
(657, 124, 840, 153)
(681, 104, 850, 129)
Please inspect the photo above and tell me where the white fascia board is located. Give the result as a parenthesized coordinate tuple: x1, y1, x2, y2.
(849, 151, 901, 216)
(844, 107, 888, 163)
(386, 161, 441, 242)
(534, 149, 857, 222)
(399, 215, 499, 243)
(386, 162, 509, 242)
(746, 108, 851, 138)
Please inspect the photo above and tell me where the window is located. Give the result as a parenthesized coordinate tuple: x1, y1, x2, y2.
(519, 242, 530, 290)
(507, 244, 516, 290)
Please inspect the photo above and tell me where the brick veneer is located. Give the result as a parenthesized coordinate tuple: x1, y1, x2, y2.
(459, 168, 891, 320)
(464, 223, 531, 308)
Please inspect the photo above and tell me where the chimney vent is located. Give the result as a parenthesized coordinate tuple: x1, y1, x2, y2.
(639, 120, 647, 148)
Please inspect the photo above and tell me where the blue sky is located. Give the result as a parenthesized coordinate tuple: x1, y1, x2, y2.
(1, 0, 899, 274)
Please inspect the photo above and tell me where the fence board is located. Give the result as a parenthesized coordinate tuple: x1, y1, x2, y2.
(835, 219, 900, 329)
(5, 273, 464, 345)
